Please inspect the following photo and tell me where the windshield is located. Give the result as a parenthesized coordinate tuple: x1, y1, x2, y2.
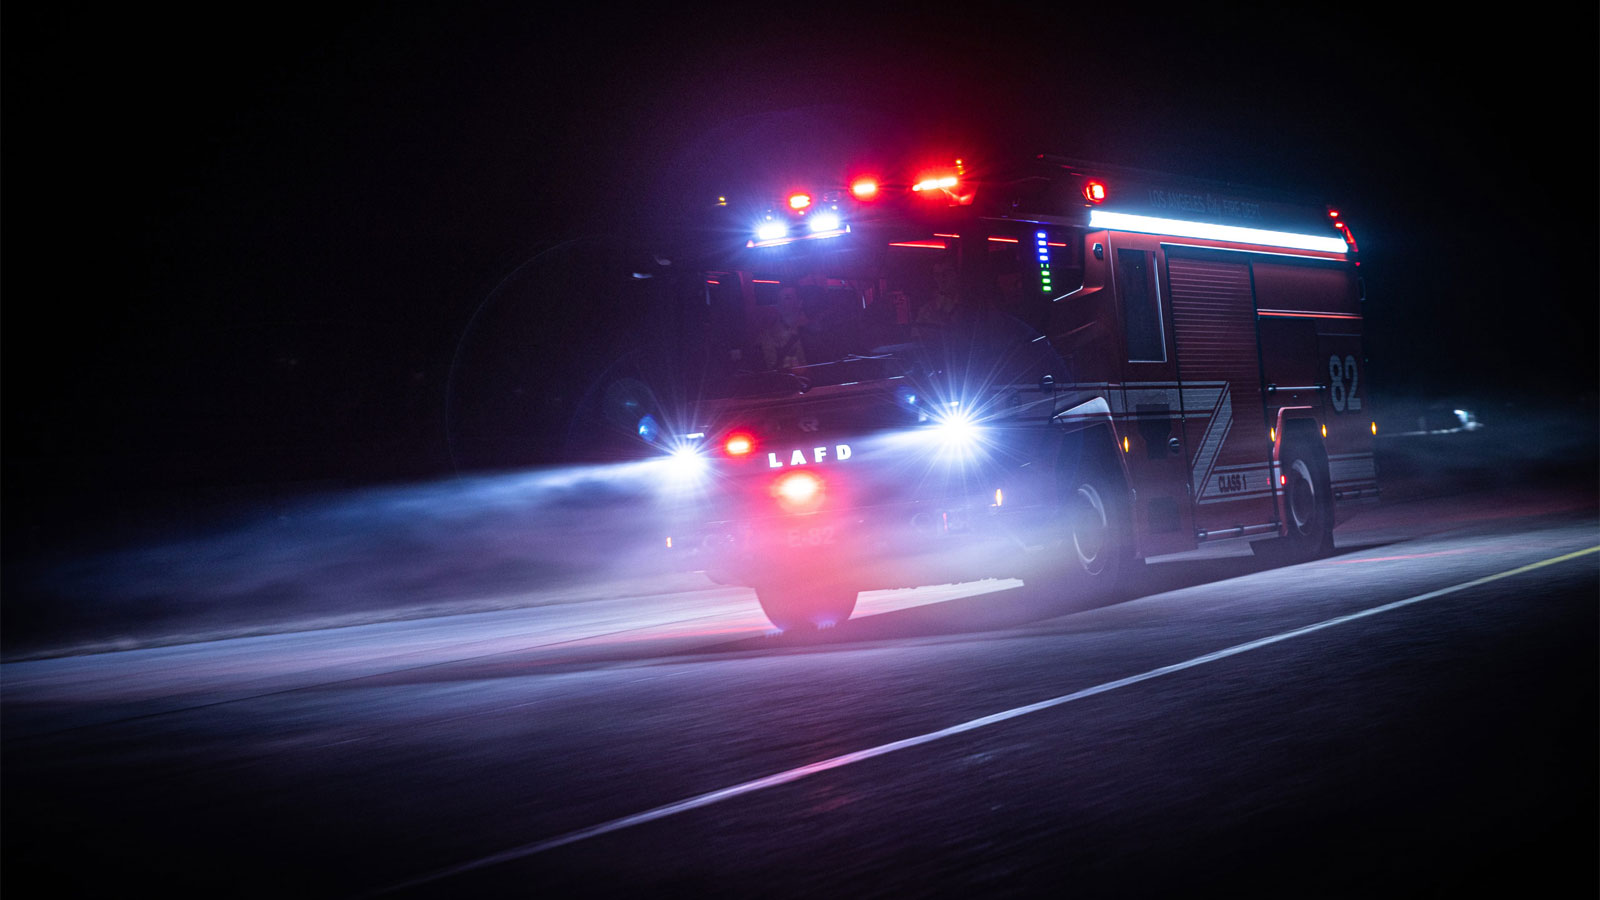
(688, 228, 1081, 398)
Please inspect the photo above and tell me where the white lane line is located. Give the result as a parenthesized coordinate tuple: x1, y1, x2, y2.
(379, 545, 1600, 894)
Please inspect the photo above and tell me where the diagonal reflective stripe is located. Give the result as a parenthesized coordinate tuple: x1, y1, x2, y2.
(1188, 385, 1231, 492)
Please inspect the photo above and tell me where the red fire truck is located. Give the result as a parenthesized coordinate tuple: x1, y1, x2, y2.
(659, 155, 1375, 631)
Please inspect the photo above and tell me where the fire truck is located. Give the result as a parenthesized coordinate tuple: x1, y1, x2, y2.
(656, 155, 1376, 631)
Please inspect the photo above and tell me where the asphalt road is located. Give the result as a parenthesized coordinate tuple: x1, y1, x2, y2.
(4, 485, 1595, 898)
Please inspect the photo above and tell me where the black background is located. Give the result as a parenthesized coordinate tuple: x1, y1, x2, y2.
(5, 3, 1595, 527)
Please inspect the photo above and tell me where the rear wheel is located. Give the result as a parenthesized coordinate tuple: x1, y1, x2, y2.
(1252, 438, 1334, 563)
(755, 583, 858, 632)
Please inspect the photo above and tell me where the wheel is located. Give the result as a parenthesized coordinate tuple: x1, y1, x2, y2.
(1025, 459, 1131, 604)
(754, 583, 858, 631)
(1252, 438, 1334, 563)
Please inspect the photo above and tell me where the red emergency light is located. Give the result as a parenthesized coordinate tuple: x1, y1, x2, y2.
(1083, 180, 1108, 203)
(724, 433, 755, 456)
(912, 175, 959, 193)
(850, 178, 880, 200)
(772, 471, 824, 512)
(788, 193, 812, 210)
(1332, 219, 1359, 252)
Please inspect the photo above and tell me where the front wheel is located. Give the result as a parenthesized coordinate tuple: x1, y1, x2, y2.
(755, 584, 858, 632)
(1025, 462, 1131, 605)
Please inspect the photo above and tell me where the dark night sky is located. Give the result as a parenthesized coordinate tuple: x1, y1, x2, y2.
(5, 4, 1596, 508)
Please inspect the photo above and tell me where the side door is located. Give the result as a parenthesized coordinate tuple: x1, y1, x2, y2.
(1162, 248, 1278, 536)
(1107, 234, 1195, 556)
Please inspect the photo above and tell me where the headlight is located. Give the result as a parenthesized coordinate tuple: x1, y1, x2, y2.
(932, 404, 981, 448)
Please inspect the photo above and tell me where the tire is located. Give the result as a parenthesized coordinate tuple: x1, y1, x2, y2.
(1252, 438, 1334, 563)
(755, 583, 858, 631)
(1025, 458, 1131, 605)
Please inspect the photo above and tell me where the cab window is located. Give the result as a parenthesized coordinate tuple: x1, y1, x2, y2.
(1116, 249, 1165, 363)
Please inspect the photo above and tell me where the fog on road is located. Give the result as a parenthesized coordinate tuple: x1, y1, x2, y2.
(4, 479, 1595, 898)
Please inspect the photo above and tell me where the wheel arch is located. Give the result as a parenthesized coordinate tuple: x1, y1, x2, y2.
(1050, 397, 1135, 506)
(1047, 397, 1140, 566)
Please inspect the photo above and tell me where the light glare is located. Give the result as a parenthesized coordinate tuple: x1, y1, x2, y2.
(808, 211, 842, 233)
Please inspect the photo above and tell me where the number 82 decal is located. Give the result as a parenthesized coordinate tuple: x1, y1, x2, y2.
(1329, 354, 1362, 413)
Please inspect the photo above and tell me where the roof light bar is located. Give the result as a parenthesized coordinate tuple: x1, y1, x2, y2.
(1088, 210, 1348, 254)
(747, 224, 851, 248)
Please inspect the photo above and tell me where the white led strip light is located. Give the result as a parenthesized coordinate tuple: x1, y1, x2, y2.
(1089, 210, 1348, 254)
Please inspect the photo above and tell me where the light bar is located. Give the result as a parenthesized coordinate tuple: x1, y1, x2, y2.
(747, 223, 851, 248)
(1088, 210, 1348, 254)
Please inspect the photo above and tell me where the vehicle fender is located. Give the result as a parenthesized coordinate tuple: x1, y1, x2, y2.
(1051, 395, 1135, 503)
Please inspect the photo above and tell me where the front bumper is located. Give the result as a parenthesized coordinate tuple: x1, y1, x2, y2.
(673, 497, 1046, 590)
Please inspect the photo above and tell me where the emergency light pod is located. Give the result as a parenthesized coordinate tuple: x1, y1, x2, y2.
(772, 471, 824, 513)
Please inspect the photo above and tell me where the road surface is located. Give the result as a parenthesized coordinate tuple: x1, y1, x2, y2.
(4, 484, 1595, 897)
